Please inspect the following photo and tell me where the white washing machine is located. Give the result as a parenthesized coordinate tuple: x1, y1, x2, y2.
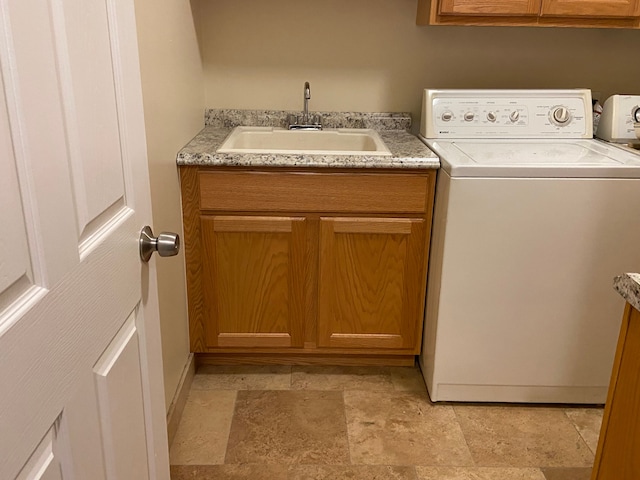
(418, 89, 640, 404)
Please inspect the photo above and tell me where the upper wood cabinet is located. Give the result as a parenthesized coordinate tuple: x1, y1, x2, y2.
(540, 0, 640, 18)
(439, 0, 541, 16)
(417, 0, 640, 27)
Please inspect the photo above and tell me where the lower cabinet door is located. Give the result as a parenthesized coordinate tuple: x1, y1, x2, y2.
(201, 215, 306, 348)
(318, 217, 426, 351)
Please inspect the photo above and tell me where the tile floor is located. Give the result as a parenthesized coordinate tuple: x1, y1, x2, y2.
(169, 365, 603, 480)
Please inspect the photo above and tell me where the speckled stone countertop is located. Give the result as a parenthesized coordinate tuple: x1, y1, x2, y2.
(176, 109, 439, 169)
(614, 273, 640, 312)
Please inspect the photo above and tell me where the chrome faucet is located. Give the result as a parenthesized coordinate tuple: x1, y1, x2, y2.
(303, 82, 311, 124)
(288, 81, 322, 130)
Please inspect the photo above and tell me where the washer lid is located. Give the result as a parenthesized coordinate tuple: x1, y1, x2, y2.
(424, 138, 640, 178)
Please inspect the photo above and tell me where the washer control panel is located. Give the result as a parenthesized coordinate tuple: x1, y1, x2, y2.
(421, 89, 592, 139)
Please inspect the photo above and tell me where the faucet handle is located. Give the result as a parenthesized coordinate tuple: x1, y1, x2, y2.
(304, 81, 311, 100)
(287, 113, 323, 130)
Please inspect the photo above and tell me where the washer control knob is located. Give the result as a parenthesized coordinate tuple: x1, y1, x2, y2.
(487, 112, 497, 122)
(464, 112, 475, 122)
(441, 111, 453, 122)
(509, 110, 520, 123)
(552, 107, 571, 126)
(633, 106, 640, 123)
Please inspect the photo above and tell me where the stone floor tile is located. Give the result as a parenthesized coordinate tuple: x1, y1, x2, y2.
(291, 365, 394, 391)
(192, 365, 292, 390)
(170, 464, 286, 479)
(564, 407, 604, 454)
(169, 390, 237, 465)
(345, 389, 474, 466)
(541, 467, 593, 480)
(389, 366, 427, 392)
(454, 406, 594, 468)
(225, 390, 350, 465)
(416, 466, 546, 480)
(288, 465, 418, 480)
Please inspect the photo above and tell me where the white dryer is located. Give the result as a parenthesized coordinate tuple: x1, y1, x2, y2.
(418, 89, 640, 404)
(596, 94, 640, 150)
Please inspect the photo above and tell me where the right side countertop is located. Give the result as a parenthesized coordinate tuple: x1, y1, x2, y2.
(614, 273, 640, 312)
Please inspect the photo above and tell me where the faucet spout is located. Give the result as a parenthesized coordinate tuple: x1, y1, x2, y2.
(303, 81, 311, 123)
(287, 81, 322, 130)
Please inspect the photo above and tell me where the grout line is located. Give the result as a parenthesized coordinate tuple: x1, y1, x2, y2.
(411, 465, 420, 479)
(342, 389, 354, 466)
(562, 408, 600, 457)
(222, 389, 240, 465)
(451, 405, 478, 468)
(562, 408, 584, 438)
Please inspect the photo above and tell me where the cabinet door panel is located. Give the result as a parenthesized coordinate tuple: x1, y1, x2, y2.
(440, 0, 541, 15)
(318, 218, 426, 351)
(541, 0, 640, 17)
(201, 216, 306, 349)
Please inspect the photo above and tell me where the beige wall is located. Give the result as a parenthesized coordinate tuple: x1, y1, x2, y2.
(130, 0, 640, 406)
(134, 0, 204, 408)
(197, 0, 640, 128)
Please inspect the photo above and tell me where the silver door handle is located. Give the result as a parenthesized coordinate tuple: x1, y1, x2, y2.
(139, 226, 180, 262)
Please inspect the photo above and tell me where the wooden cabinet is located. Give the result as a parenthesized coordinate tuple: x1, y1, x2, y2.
(541, 0, 640, 18)
(437, 0, 541, 16)
(591, 302, 640, 479)
(200, 215, 306, 349)
(179, 166, 436, 365)
(318, 217, 426, 350)
(417, 0, 640, 27)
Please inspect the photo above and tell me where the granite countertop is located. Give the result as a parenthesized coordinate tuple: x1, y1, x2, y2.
(614, 273, 640, 312)
(176, 109, 439, 170)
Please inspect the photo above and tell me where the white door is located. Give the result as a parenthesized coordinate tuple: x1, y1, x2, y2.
(0, 0, 170, 478)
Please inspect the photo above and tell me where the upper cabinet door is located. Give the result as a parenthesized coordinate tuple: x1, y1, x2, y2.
(541, 0, 640, 17)
(439, 0, 542, 15)
(417, 0, 640, 25)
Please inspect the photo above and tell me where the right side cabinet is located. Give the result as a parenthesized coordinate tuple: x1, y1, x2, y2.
(417, 0, 640, 27)
(591, 303, 640, 479)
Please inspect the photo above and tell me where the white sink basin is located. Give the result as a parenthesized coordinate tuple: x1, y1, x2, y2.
(216, 126, 392, 156)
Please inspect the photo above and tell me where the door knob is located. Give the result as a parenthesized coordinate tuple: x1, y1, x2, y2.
(139, 226, 180, 262)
